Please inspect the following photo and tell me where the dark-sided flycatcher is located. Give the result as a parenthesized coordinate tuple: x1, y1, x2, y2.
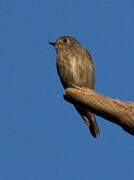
(49, 36, 99, 138)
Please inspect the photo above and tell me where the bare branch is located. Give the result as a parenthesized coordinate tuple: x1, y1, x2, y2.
(64, 87, 134, 136)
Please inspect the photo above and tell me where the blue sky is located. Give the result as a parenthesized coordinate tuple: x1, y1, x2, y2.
(0, 0, 134, 179)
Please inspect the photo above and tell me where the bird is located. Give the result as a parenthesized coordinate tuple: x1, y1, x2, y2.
(49, 35, 99, 138)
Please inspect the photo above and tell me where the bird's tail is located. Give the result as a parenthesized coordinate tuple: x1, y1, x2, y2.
(75, 106, 99, 138)
(83, 113, 99, 138)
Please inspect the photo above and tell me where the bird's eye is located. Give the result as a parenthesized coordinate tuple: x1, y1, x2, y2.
(63, 38, 68, 43)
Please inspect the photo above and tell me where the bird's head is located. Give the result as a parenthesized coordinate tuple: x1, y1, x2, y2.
(49, 36, 81, 50)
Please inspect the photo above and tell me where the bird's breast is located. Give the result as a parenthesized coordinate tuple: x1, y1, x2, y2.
(56, 49, 85, 88)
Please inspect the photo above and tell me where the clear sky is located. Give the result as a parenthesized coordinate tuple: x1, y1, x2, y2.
(0, 0, 134, 179)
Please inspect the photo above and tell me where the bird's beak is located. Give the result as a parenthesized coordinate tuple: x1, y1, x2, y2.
(49, 41, 56, 47)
